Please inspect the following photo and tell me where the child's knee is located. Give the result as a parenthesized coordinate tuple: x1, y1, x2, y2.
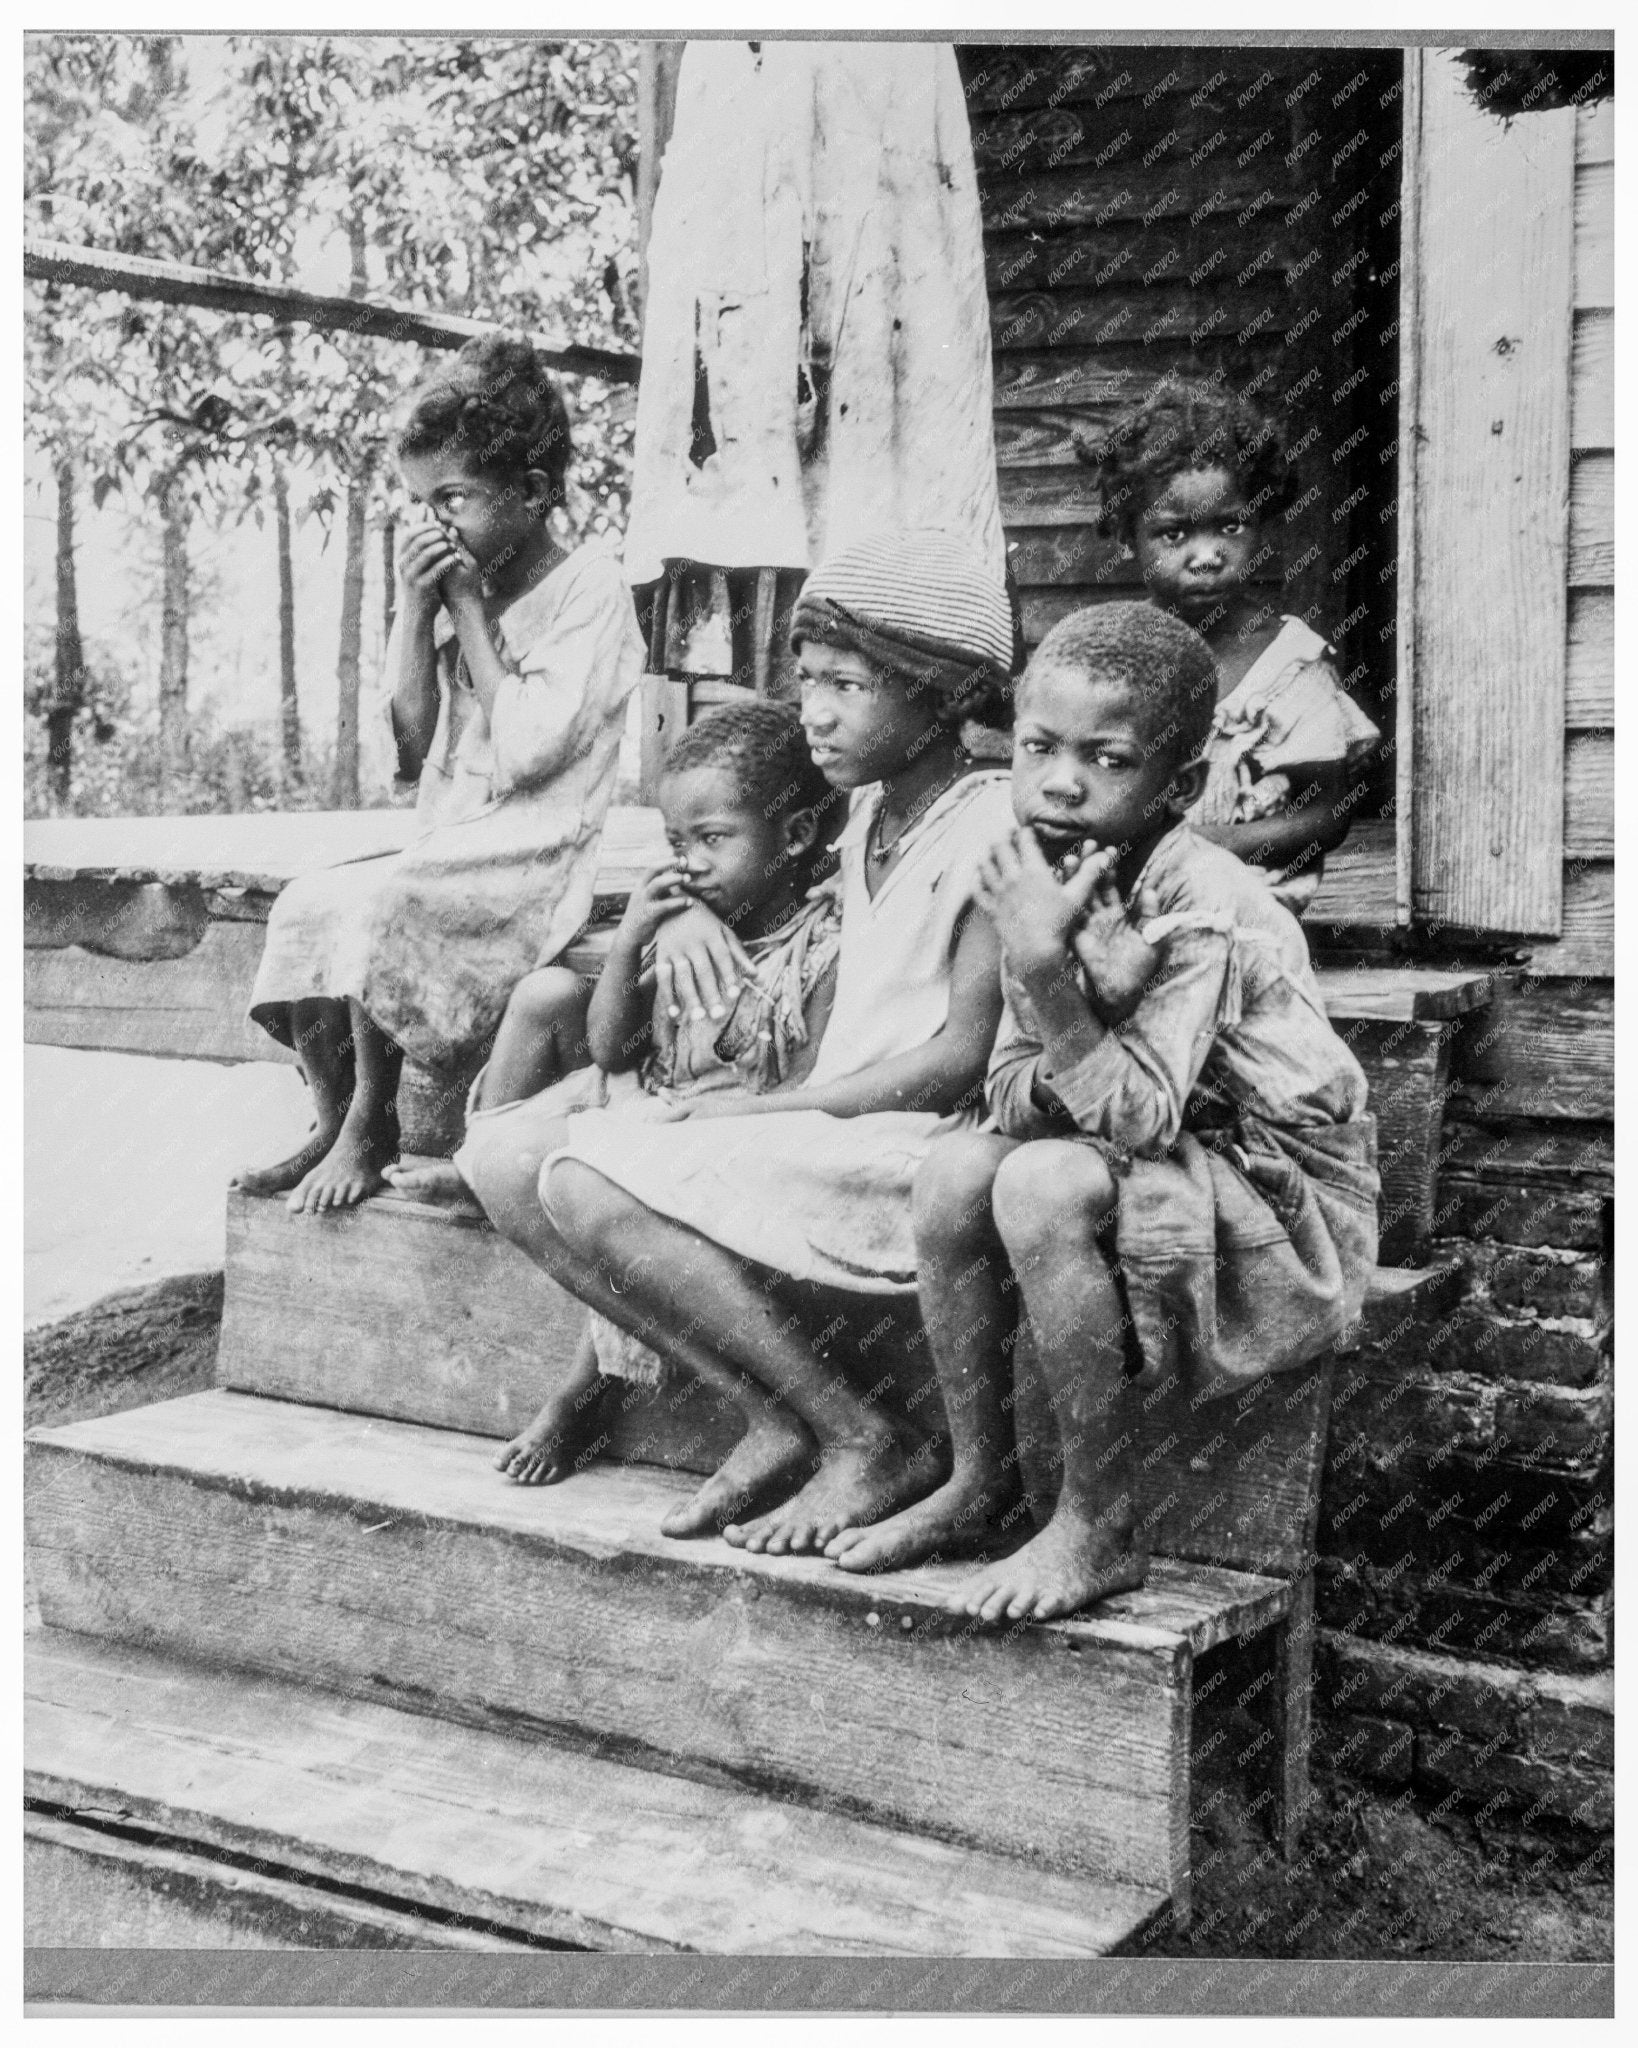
(992, 1143, 1116, 1251)
(912, 1133, 1006, 1246)
(541, 1156, 619, 1248)
(510, 965, 585, 1027)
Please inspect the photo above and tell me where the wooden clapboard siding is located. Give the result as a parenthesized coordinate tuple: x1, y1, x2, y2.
(1566, 590, 1613, 726)
(1549, 89, 1615, 978)
(1571, 312, 1612, 449)
(1402, 54, 1575, 939)
(1568, 453, 1613, 586)
(1563, 733, 1613, 860)
(963, 41, 1405, 733)
(1573, 162, 1613, 308)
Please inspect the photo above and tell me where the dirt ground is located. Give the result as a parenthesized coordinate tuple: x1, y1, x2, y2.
(25, 1275, 1613, 1964)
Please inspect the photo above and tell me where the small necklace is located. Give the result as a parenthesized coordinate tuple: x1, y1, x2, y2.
(869, 759, 969, 865)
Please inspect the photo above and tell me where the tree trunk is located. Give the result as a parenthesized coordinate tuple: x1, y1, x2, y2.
(381, 509, 397, 650)
(332, 208, 369, 810)
(158, 470, 191, 799)
(274, 460, 300, 786)
(48, 456, 85, 807)
(332, 460, 368, 808)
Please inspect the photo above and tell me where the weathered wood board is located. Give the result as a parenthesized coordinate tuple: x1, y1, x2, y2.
(28, 1630, 1161, 1956)
(26, 1812, 519, 1952)
(27, 1390, 1239, 1905)
(1404, 55, 1575, 938)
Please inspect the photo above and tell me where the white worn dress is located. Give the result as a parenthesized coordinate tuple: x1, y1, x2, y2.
(625, 41, 1005, 582)
(543, 771, 1015, 1292)
(249, 546, 644, 1070)
(1187, 616, 1380, 913)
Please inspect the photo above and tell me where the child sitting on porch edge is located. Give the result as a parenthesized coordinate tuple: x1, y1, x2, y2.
(827, 602, 1380, 1621)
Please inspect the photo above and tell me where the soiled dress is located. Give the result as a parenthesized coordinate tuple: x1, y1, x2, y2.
(1187, 616, 1380, 913)
(987, 822, 1380, 1398)
(455, 886, 844, 1386)
(248, 545, 644, 1070)
(542, 771, 1015, 1292)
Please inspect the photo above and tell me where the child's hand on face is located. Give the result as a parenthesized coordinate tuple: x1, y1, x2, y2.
(975, 828, 1104, 986)
(1071, 849, 1164, 1024)
(621, 861, 694, 947)
(397, 509, 481, 614)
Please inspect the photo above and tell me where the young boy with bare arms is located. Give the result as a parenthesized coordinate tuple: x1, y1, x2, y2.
(828, 603, 1380, 1620)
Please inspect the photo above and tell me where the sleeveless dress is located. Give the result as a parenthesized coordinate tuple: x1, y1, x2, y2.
(248, 546, 644, 1071)
(541, 771, 1015, 1293)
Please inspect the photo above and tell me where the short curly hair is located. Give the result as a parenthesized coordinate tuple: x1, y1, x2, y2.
(1079, 377, 1296, 543)
(393, 333, 573, 509)
(663, 700, 845, 846)
(1022, 601, 1219, 768)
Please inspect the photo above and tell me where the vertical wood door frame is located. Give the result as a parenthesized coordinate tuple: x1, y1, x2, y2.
(1397, 50, 1576, 937)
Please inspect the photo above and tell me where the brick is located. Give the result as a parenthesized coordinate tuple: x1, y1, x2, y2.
(1428, 1313, 1607, 1388)
(1441, 1236, 1605, 1318)
(1493, 1381, 1612, 1470)
(1316, 1561, 1612, 1673)
(1312, 1710, 1413, 1785)
(1414, 1730, 1613, 1831)
(1436, 1176, 1605, 1251)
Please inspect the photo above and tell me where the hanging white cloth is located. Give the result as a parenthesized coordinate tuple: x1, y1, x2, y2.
(625, 41, 1005, 585)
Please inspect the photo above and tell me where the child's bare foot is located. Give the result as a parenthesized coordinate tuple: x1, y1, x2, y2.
(495, 1382, 606, 1485)
(660, 1414, 817, 1539)
(287, 1124, 395, 1214)
(825, 1469, 1024, 1575)
(947, 1504, 1148, 1624)
(724, 1433, 946, 1556)
(382, 1159, 482, 1215)
(235, 1124, 342, 1198)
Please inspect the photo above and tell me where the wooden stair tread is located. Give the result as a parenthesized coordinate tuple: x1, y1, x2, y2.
(28, 1389, 1289, 1657)
(27, 1629, 1162, 1955)
(27, 1388, 1208, 1898)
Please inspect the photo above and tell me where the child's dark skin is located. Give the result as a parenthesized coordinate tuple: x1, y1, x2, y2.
(827, 655, 1206, 1623)
(1136, 465, 1351, 875)
(479, 764, 829, 1489)
(238, 449, 566, 1212)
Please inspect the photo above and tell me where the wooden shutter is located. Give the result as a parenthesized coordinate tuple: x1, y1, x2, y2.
(1398, 52, 1577, 936)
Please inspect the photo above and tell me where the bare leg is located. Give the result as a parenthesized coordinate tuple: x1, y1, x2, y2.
(950, 1141, 1148, 1623)
(463, 1139, 815, 1534)
(236, 998, 355, 1195)
(288, 999, 401, 1213)
(482, 965, 593, 1105)
(495, 1324, 612, 1484)
(546, 1159, 940, 1553)
(828, 1131, 1032, 1573)
(387, 967, 593, 1206)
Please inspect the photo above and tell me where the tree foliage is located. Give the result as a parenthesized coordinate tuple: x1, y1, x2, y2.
(24, 32, 639, 816)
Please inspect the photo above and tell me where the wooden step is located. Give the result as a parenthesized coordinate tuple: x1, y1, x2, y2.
(25, 1389, 1301, 1918)
(27, 1629, 1159, 1954)
(218, 1184, 1459, 1468)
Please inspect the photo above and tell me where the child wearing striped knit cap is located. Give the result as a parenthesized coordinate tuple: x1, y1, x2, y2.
(530, 529, 1019, 1551)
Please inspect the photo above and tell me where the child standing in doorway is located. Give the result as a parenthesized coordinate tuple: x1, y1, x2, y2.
(828, 603, 1379, 1620)
(1085, 378, 1379, 912)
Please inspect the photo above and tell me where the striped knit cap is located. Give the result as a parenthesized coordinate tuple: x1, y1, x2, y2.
(790, 528, 1017, 682)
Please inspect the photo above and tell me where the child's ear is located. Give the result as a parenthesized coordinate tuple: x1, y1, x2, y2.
(1166, 756, 1209, 816)
(521, 468, 554, 515)
(780, 805, 821, 861)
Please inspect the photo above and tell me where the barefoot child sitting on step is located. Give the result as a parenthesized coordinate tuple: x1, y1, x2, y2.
(462, 528, 1015, 1548)
(239, 334, 643, 1211)
(1084, 378, 1379, 913)
(827, 603, 1379, 1620)
(390, 701, 845, 1483)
